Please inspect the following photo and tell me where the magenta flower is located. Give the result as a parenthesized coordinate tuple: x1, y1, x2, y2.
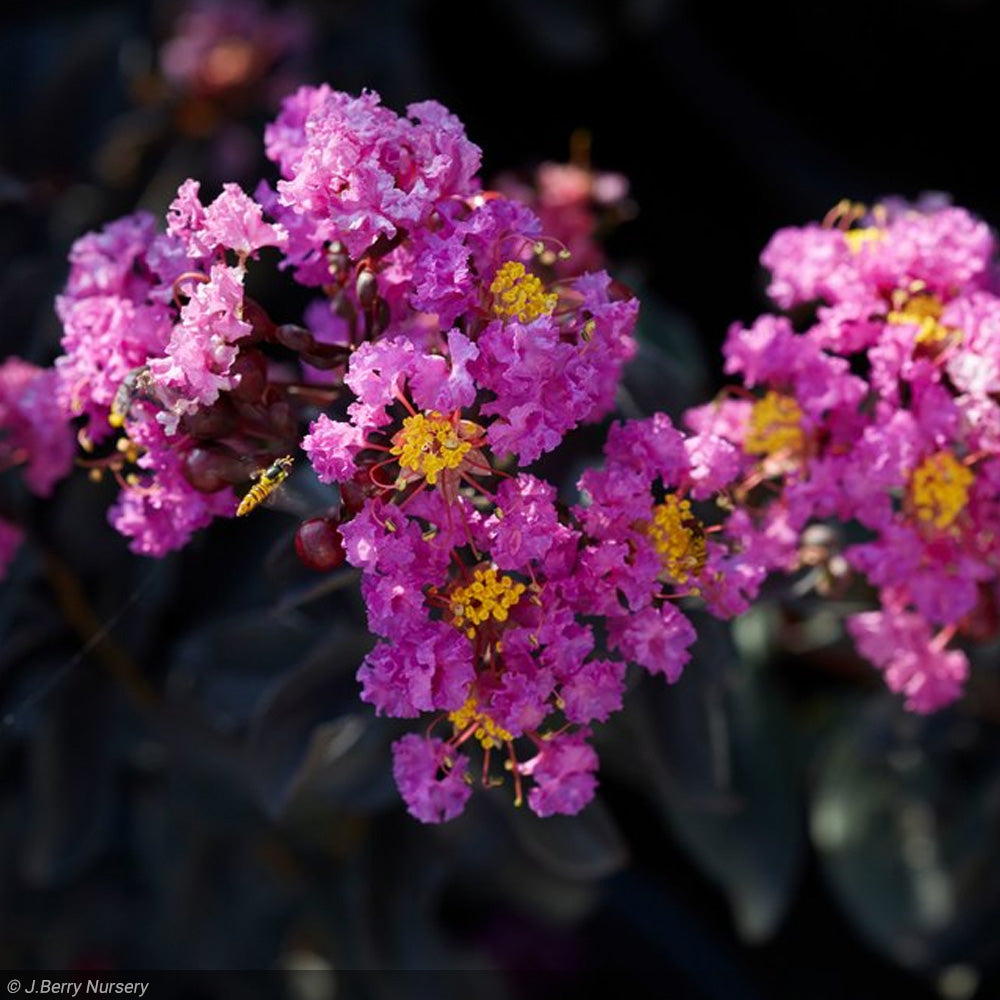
(391, 734, 473, 824)
(473, 271, 638, 465)
(149, 262, 253, 426)
(848, 599, 969, 713)
(693, 196, 1000, 713)
(167, 180, 287, 260)
(0, 358, 75, 497)
(520, 731, 600, 818)
(266, 87, 481, 259)
(108, 416, 236, 557)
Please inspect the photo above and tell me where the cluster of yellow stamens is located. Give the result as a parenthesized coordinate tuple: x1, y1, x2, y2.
(390, 411, 471, 486)
(645, 495, 707, 586)
(449, 567, 525, 639)
(887, 289, 958, 347)
(744, 391, 805, 457)
(448, 695, 514, 750)
(844, 227, 884, 253)
(823, 199, 884, 253)
(909, 451, 974, 530)
(490, 261, 557, 322)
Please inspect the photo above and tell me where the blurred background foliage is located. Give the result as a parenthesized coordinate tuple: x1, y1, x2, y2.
(2, 1, 1000, 997)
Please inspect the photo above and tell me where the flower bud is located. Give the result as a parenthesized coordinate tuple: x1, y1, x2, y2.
(183, 445, 246, 492)
(228, 348, 268, 402)
(274, 324, 313, 353)
(294, 516, 347, 571)
(356, 266, 378, 310)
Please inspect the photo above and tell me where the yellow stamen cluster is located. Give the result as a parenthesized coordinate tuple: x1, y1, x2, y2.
(490, 261, 557, 322)
(887, 291, 957, 346)
(390, 411, 471, 486)
(824, 199, 884, 253)
(645, 495, 707, 585)
(115, 435, 143, 465)
(448, 696, 514, 750)
(844, 227, 884, 253)
(909, 451, 974, 530)
(744, 391, 805, 457)
(449, 567, 525, 639)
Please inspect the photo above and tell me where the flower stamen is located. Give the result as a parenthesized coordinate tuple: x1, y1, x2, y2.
(448, 695, 513, 750)
(390, 410, 471, 487)
(744, 391, 805, 457)
(448, 566, 525, 639)
(490, 261, 557, 322)
(645, 495, 707, 586)
(887, 289, 959, 346)
(909, 451, 974, 530)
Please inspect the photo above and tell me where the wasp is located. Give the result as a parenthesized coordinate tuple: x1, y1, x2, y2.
(236, 455, 294, 517)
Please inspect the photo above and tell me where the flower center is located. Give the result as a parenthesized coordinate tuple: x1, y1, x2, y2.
(844, 227, 883, 253)
(645, 495, 707, 585)
(887, 290, 957, 346)
(744, 391, 805, 457)
(448, 695, 513, 749)
(490, 261, 557, 322)
(909, 451, 974, 530)
(449, 566, 526, 639)
(390, 411, 471, 487)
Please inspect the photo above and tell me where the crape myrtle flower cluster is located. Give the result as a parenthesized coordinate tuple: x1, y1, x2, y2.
(39, 84, 755, 822)
(17, 81, 999, 823)
(685, 198, 1000, 713)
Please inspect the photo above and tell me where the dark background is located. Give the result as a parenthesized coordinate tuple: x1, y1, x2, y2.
(2, 2, 1000, 998)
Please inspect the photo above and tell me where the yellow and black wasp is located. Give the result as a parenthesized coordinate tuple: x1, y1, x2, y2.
(236, 455, 295, 517)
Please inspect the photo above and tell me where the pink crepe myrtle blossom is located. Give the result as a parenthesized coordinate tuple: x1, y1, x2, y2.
(392, 733, 473, 824)
(0, 358, 75, 497)
(848, 594, 969, 713)
(265, 87, 481, 260)
(695, 196, 1000, 712)
(107, 413, 236, 557)
(47, 82, 733, 822)
(148, 262, 254, 426)
(520, 730, 600, 818)
(166, 180, 287, 261)
(335, 447, 734, 821)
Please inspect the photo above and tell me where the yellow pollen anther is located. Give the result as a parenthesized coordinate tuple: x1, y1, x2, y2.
(645, 495, 708, 585)
(744, 391, 805, 457)
(390, 411, 471, 486)
(844, 227, 884, 253)
(490, 261, 557, 322)
(887, 291, 958, 346)
(909, 451, 974, 530)
(448, 696, 514, 750)
(449, 567, 526, 639)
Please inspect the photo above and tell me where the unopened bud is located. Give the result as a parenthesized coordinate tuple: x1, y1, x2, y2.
(228, 349, 268, 402)
(356, 267, 378, 310)
(182, 445, 245, 492)
(326, 241, 350, 282)
(274, 324, 313, 353)
(294, 516, 347, 571)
